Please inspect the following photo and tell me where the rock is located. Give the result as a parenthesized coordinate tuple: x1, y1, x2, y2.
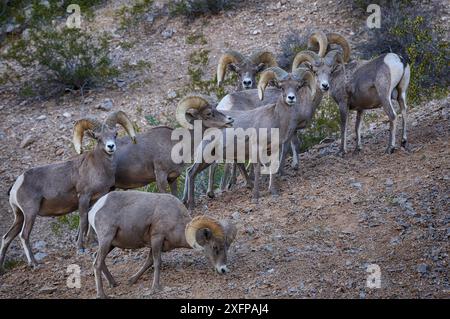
(385, 178, 394, 187)
(97, 99, 113, 111)
(287, 247, 296, 254)
(36, 115, 47, 120)
(34, 252, 48, 261)
(267, 268, 275, 274)
(39, 285, 57, 294)
(245, 226, 255, 235)
(33, 240, 46, 250)
(252, 30, 261, 35)
(231, 211, 240, 220)
(145, 13, 155, 24)
(417, 263, 429, 274)
(115, 78, 126, 88)
(55, 149, 64, 156)
(20, 134, 36, 148)
(167, 89, 177, 99)
(62, 112, 71, 118)
(0, 130, 5, 140)
(162, 28, 174, 39)
(351, 182, 362, 189)
(263, 245, 273, 252)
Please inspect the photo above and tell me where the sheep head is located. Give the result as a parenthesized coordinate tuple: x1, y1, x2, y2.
(217, 50, 277, 90)
(258, 66, 316, 105)
(73, 111, 136, 155)
(185, 216, 236, 274)
(176, 94, 234, 130)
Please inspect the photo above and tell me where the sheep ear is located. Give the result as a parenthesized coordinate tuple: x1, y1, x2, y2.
(256, 63, 266, 73)
(86, 130, 97, 140)
(196, 228, 213, 246)
(228, 64, 238, 72)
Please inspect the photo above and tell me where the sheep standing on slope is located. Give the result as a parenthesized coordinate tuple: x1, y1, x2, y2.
(88, 190, 237, 298)
(0, 111, 136, 271)
(293, 34, 410, 154)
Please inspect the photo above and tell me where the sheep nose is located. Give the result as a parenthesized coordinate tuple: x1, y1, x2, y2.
(287, 95, 296, 101)
(243, 80, 252, 87)
(321, 83, 329, 91)
(107, 143, 115, 150)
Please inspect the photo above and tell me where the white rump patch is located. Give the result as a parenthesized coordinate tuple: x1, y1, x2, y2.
(9, 174, 25, 212)
(383, 53, 404, 93)
(88, 194, 108, 234)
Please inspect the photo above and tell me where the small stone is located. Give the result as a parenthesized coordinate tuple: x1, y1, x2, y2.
(20, 134, 35, 148)
(252, 30, 261, 35)
(33, 240, 46, 250)
(34, 252, 48, 261)
(417, 263, 429, 274)
(167, 89, 177, 99)
(36, 115, 47, 120)
(267, 268, 274, 274)
(55, 149, 64, 156)
(385, 178, 394, 187)
(39, 285, 56, 294)
(62, 112, 71, 118)
(351, 182, 362, 189)
(162, 28, 174, 39)
(145, 13, 155, 23)
(231, 211, 240, 220)
(97, 99, 113, 111)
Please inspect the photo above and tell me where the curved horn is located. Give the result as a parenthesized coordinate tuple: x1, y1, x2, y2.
(257, 66, 289, 100)
(105, 111, 137, 144)
(324, 49, 344, 67)
(292, 68, 316, 98)
(185, 216, 225, 251)
(249, 50, 278, 68)
(326, 33, 351, 63)
(292, 50, 320, 72)
(176, 94, 213, 130)
(217, 50, 246, 86)
(307, 31, 328, 57)
(72, 118, 101, 155)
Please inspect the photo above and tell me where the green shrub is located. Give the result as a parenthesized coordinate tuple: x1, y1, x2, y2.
(115, 0, 154, 30)
(169, 0, 235, 19)
(299, 96, 340, 152)
(355, 1, 449, 104)
(3, 27, 118, 95)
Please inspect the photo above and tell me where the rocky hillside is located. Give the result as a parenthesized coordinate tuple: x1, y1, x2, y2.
(0, 0, 448, 298)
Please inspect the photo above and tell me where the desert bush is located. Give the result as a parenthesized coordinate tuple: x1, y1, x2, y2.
(278, 29, 311, 69)
(169, 0, 235, 19)
(354, 0, 449, 103)
(3, 27, 118, 95)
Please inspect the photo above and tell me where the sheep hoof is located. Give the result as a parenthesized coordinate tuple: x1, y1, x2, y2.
(385, 146, 396, 154)
(128, 277, 138, 285)
(109, 280, 118, 288)
(291, 163, 299, 171)
(207, 191, 215, 199)
(353, 147, 362, 155)
(96, 294, 108, 299)
(150, 285, 162, 294)
(338, 150, 347, 158)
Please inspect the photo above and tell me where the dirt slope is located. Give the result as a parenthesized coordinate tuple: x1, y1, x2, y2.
(0, 0, 448, 299)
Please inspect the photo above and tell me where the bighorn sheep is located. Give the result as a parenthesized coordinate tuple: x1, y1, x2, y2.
(293, 33, 410, 154)
(0, 111, 136, 270)
(113, 95, 233, 194)
(211, 51, 278, 193)
(184, 66, 317, 210)
(88, 190, 236, 298)
(217, 50, 278, 90)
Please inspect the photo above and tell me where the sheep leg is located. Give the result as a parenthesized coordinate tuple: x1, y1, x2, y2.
(0, 206, 24, 270)
(19, 206, 38, 268)
(93, 238, 113, 299)
(251, 163, 261, 204)
(237, 163, 252, 189)
(150, 236, 164, 292)
(170, 180, 178, 197)
(155, 170, 169, 193)
(226, 162, 238, 190)
(381, 97, 398, 154)
(101, 246, 117, 288)
(76, 194, 91, 253)
(207, 163, 216, 198)
(182, 167, 191, 205)
(398, 91, 408, 148)
(220, 163, 231, 191)
(278, 141, 289, 176)
(338, 104, 349, 156)
(128, 248, 153, 285)
(354, 110, 364, 153)
(290, 134, 301, 170)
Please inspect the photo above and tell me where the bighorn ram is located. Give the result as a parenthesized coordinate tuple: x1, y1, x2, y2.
(0, 112, 136, 270)
(293, 33, 410, 154)
(88, 190, 236, 298)
(217, 50, 278, 90)
(211, 50, 278, 193)
(184, 66, 317, 210)
(113, 95, 233, 194)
